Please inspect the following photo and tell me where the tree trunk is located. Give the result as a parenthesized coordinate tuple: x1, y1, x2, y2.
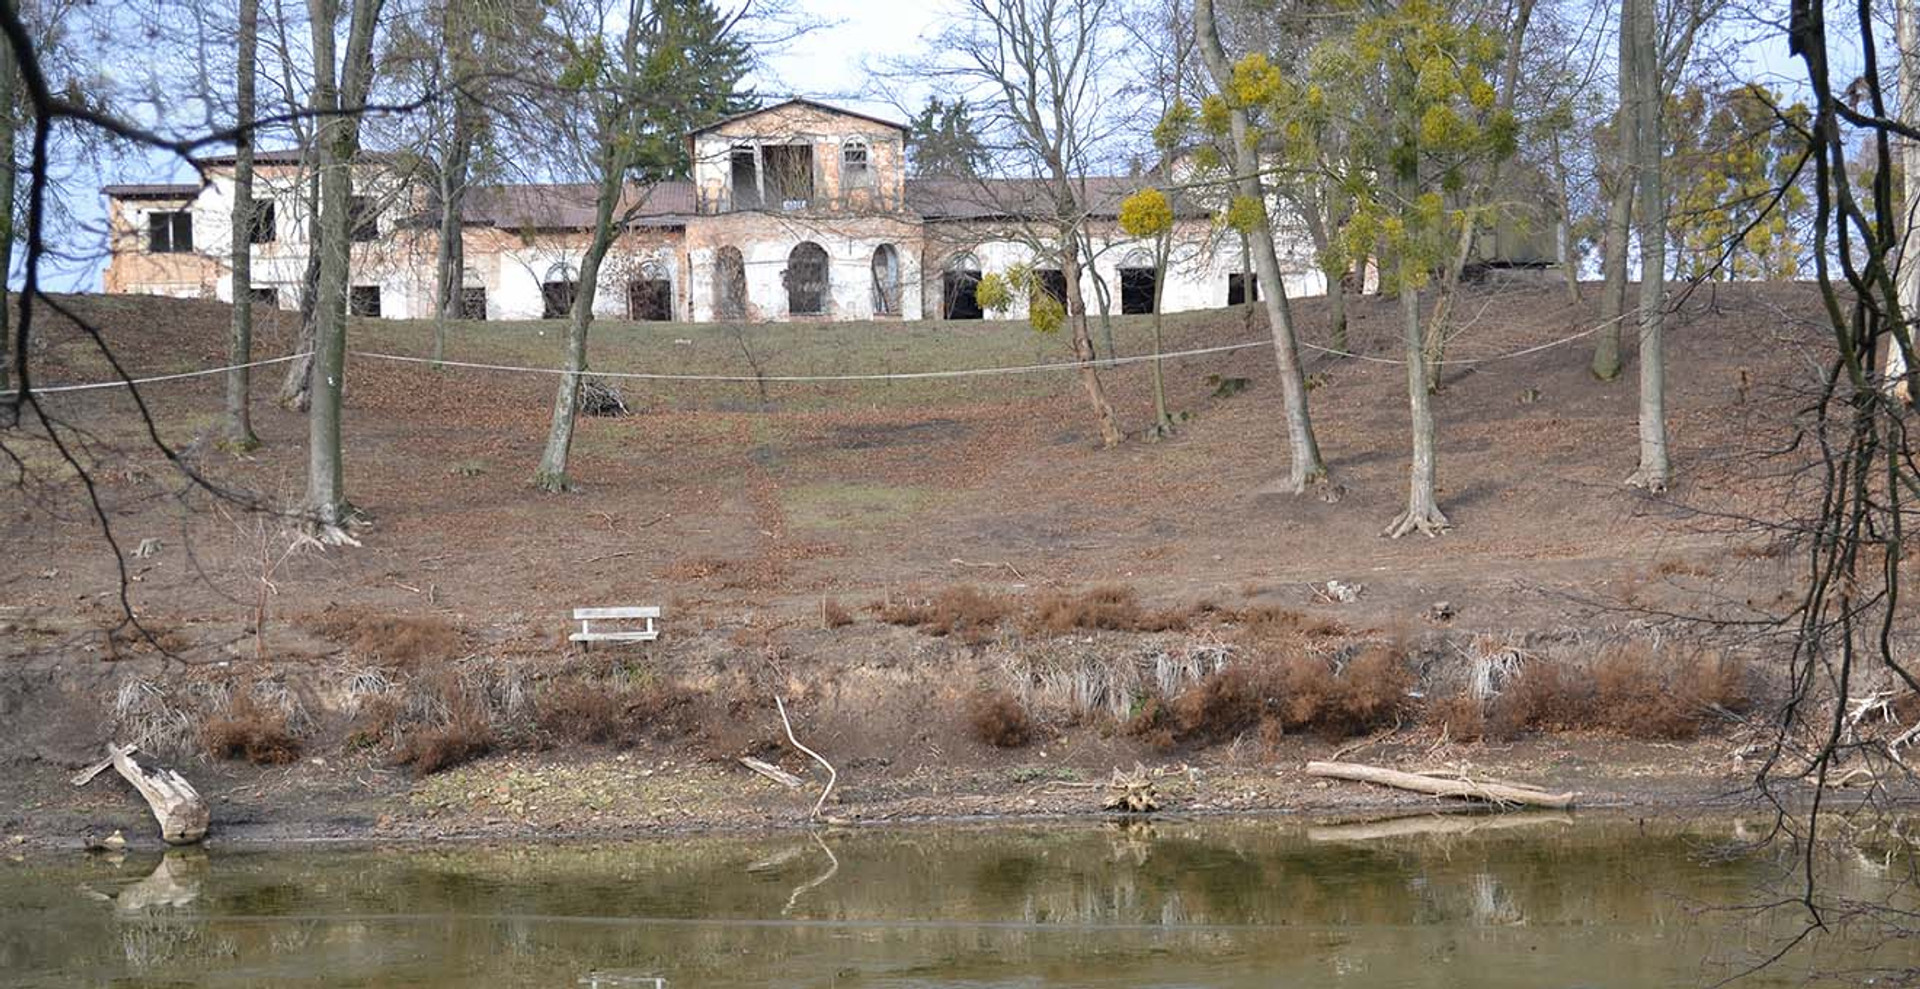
(1146, 232, 1173, 438)
(432, 2, 478, 366)
(1384, 269, 1449, 537)
(1550, 130, 1581, 304)
(1895, 0, 1919, 398)
(1591, 17, 1636, 381)
(536, 143, 625, 491)
(223, 0, 261, 451)
(1195, 0, 1326, 491)
(279, 161, 322, 410)
(0, 32, 16, 403)
(1625, 0, 1669, 491)
(1060, 231, 1122, 447)
(303, 0, 385, 534)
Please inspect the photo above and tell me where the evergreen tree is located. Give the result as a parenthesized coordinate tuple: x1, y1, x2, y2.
(906, 97, 987, 179)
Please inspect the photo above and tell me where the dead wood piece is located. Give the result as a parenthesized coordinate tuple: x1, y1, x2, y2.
(1306, 760, 1575, 810)
(740, 756, 805, 789)
(71, 744, 138, 787)
(1308, 809, 1575, 842)
(1104, 762, 1160, 813)
(109, 745, 209, 845)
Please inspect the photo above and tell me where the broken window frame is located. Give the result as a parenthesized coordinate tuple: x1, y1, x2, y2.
(1118, 265, 1157, 315)
(843, 139, 872, 189)
(146, 210, 193, 253)
(348, 195, 379, 242)
(459, 286, 488, 320)
(763, 144, 814, 210)
(1227, 272, 1259, 306)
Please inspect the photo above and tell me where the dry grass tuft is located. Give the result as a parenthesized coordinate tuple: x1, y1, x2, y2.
(966, 689, 1035, 748)
(1488, 642, 1749, 740)
(821, 597, 853, 629)
(395, 672, 494, 776)
(304, 607, 464, 666)
(877, 585, 1014, 644)
(201, 692, 302, 765)
(1135, 643, 1415, 749)
(1028, 585, 1194, 634)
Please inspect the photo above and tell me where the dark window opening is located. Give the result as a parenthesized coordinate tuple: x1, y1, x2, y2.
(714, 246, 747, 319)
(247, 287, 278, 308)
(785, 242, 829, 315)
(460, 286, 488, 320)
(248, 200, 276, 244)
(349, 285, 381, 317)
(730, 147, 761, 210)
(1035, 268, 1068, 308)
(628, 278, 672, 321)
(871, 244, 901, 315)
(348, 196, 379, 242)
(147, 210, 193, 253)
(763, 145, 814, 208)
(1227, 272, 1259, 306)
(1119, 267, 1156, 315)
(942, 270, 984, 320)
(542, 280, 577, 318)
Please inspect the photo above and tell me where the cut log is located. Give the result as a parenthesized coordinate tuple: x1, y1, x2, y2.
(739, 756, 805, 789)
(109, 745, 209, 845)
(1306, 760, 1575, 810)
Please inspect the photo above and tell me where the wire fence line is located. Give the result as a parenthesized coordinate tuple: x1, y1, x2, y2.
(2, 312, 1623, 397)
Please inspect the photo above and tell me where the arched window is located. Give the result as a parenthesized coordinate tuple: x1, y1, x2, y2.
(870, 244, 900, 315)
(843, 139, 872, 189)
(713, 246, 746, 320)
(786, 242, 829, 315)
(541, 261, 578, 318)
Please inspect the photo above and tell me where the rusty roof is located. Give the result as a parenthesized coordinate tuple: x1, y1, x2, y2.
(101, 183, 201, 199)
(452, 181, 697, 229)
(904, 177, 1209, 221)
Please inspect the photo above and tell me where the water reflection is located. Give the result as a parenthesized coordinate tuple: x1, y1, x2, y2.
(0, 814, 1910, 988)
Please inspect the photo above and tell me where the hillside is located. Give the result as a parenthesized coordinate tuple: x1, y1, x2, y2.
(1, 279, 1891, 844)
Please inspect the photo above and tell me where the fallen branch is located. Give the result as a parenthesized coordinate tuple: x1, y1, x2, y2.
(949, 557, 1026, 580)
(775, 695, 837, 821)
(1309, 809, 1575, 842)
(1306, 760, 1575, 810)
(71, 743, 138, 787)
(108, 745, 209, 844)
(740, 756, 805, 789)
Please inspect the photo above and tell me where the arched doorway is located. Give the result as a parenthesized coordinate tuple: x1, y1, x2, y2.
(713, 246, 746, 320)
(870, 244, 900, 315)
(627, 260, 672, 321)
(541, 261, 578, 318)
(786, 242, 829, 315)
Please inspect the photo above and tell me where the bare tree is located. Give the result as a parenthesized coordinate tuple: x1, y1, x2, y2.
(920, 0, 1127, 447)
(223, 0, 262, 451)
(303, 0, 388, 537)
(1194, 0, 1327, 490)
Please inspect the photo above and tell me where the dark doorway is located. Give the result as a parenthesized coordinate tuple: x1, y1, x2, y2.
(460, 286, 488, 320)
(1227, 272, 1259, 306)
(1035, 268, 1068, 309)
(730, 147, 761, 210)
(542, 280, 577, 318)
(247, 287, 278, 308)
(786, 242, 829, 314)
(714, 246, 747, 319)
(1120, 267, 1156, 315)
(942, 269, 984, 320)
(349, 285, 381, 317)
(628, 278, 672, 321)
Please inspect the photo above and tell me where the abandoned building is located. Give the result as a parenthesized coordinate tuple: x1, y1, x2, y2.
(101, 99, 1328, 323)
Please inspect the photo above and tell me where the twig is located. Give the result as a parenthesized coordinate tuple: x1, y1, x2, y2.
(775, 695, 837, 821)
(949, 557, 1027, 580)
(740, 756, 804, 789)
(579, 551, 637, 565)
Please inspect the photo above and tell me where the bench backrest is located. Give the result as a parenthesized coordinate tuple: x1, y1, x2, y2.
(573, 606, 661, 620)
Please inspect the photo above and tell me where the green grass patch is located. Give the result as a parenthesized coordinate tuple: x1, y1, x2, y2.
(782, 482, 937, 532)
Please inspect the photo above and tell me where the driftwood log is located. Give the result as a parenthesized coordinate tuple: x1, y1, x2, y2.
(1305, 760, 1576, 810)
(105, 745, 209, 844)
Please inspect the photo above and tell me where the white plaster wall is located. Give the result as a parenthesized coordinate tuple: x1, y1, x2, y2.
(689, 234, 920, 322)
(494, 244, 680, 322)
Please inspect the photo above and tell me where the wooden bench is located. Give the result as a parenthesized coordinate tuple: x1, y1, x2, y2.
(571, 606, 660, 645)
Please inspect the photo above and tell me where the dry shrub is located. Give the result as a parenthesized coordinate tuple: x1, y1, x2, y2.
(305, 606, 463, 666)
(201, 692, 301, 765)
(395, 674, 494, 776)
(1144, 644, 1415, 748)
(1426, 693, 1486, 742)
(345, 695, 401, 750)
(966, 689, 1035, 748)
(1029, 585, 1193, 634)
(821, 598, 853, 629)
(1235, 606, 1348, 641)
(534, 676, 693, 747)
(1489, 644, 1749, 741)
(878, 586, 1013, 644)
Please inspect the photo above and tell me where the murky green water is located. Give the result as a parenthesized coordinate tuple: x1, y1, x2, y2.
(1, 814, 1912, 987)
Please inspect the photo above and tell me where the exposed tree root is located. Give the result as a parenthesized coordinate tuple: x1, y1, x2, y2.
(1624, 465, 1669, 493)
(532, 470, 574, 494)
(1383, 506, 1451, 539)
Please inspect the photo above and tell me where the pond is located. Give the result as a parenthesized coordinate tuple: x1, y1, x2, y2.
(1, 813, 1911, 987)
